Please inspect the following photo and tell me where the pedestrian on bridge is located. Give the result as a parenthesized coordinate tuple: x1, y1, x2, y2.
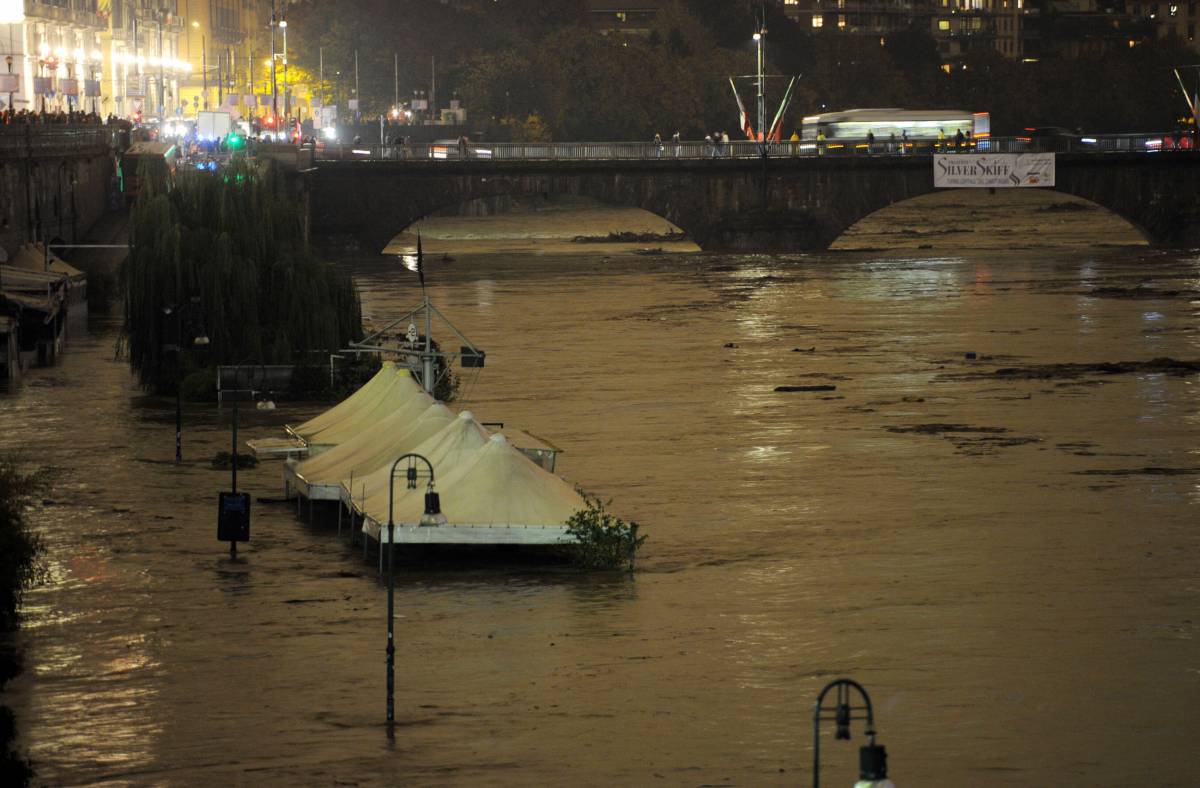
(867, 130, 875, 154)
(672, 131, 681, 157)
(654, 133, 663, 158)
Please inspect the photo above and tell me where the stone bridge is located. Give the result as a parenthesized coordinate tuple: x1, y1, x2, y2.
(302, 153, 1200, 253)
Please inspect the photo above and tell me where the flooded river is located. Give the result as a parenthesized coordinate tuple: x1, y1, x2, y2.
(3, 192, 1199, 786)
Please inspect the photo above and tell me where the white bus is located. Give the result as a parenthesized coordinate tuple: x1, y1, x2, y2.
(800, 108, 990, 151)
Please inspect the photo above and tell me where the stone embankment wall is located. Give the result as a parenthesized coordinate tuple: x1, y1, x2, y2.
(0, 126, 118, 262)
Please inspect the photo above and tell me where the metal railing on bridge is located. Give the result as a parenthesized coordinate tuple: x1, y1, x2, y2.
(311, 133, 1189, 162)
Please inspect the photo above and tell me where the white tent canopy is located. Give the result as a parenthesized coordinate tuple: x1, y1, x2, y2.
(345, 410, 491, 510)
(295, 365, 427, 450)
(361, 434, 584, 543)
(288, 361, 408, 441)
(289, 399, 451, 499)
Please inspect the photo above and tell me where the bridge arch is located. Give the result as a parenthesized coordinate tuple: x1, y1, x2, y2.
(303, 153, 1200, 254)
(830, 188, 1150, 249)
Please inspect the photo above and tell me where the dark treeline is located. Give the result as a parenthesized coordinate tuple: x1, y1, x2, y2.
(0, 457, 43, 786)
(290, 0, 1194, 139)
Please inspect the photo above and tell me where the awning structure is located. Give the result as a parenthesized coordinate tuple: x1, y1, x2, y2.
(342, 410, 491, 510)
(288, 362, 429, 452)
(360, 433, 584, 546)
(258, 359, 584, 546)
(288, 399, 452, 500)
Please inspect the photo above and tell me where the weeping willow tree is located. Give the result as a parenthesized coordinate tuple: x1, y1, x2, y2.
(122, 157, 363, 393)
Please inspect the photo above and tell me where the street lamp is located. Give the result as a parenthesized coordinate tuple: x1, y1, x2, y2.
(279, 16, 288, 121)
(384, 453, 446, 724)
(813, 679, 895, 788)
(753, 25, 766, 148)
(164, 299, 209, 461)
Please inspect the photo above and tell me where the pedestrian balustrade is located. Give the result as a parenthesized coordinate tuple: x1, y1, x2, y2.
(309, 133, 1192, 162)
(2, 124, 1191, 160)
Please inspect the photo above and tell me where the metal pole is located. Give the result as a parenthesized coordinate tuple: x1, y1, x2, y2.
(394, 52, 398, 109)
(756, 30, 764, 145)
(201, 34, 207, 110)
(175, 307, 182, 461)
(422, 294, 434, 395)
(386, 461, 396, 723)
(319, 46, 323, 104)
(231, 394, 238, 558)
(282, 17, 288, 119)
(354, 49, 359, 122)
(270, 0, 277, 121)
(158, 18, 165, 116)
(231, 397, 238, 494)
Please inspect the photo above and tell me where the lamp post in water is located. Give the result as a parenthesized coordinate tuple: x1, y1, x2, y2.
(163, 298, 209, 461)
(384, 453, 446, 724)
(813, 679, 895, 788)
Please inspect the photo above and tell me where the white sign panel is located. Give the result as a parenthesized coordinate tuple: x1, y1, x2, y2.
(934, 153, 1055, 188)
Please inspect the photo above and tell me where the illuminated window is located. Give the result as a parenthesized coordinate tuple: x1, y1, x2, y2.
(812, 13, 823, 26)
(837, 14, 846, 28)
(939, 19, 950, 29)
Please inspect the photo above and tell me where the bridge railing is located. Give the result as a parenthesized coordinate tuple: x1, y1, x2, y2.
(312, 134, 1187, 162)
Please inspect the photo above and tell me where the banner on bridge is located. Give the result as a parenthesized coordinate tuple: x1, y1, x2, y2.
(933, 153, 1055, 188)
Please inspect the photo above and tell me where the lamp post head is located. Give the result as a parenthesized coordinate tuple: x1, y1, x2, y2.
(835, 700, 852, 740)
(419, 489, 446, 527)
(193, 334, 210, 347)
(405, 465, 418, 489)
(752, 32, 761, 41)
(853, 742, 893, 788)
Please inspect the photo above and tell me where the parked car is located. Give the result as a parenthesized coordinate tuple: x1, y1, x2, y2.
(1020, 127, 1096, 152)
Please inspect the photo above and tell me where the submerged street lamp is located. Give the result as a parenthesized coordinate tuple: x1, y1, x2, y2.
(163, 299, 209, 461)
(384, 453, 446, 724)
(813, 678, 895, 788)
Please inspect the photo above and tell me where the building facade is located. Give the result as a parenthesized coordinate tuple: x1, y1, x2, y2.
(0, 0, 275, 120)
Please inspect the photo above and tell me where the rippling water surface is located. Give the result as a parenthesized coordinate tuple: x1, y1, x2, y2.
(3, 196, 1199, 786)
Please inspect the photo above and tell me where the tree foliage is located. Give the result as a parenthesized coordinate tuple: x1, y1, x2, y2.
(565, 494, 646, 571)
(122, 157, 363, 393)
(288, 0, 1198, 138)
(0, 458, 45, 633)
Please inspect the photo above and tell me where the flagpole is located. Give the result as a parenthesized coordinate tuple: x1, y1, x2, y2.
(417, 233, 434, 396)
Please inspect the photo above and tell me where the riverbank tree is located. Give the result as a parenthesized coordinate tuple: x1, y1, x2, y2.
(0, 456, 44, 786)
(122, 158, 363, 395)
(289, 0, 1197, 138)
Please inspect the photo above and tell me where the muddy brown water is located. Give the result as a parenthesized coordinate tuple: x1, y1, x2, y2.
(2, 192, 1199, 786)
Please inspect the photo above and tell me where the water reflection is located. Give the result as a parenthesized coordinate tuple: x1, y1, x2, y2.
(2, 231, 1199, 784)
